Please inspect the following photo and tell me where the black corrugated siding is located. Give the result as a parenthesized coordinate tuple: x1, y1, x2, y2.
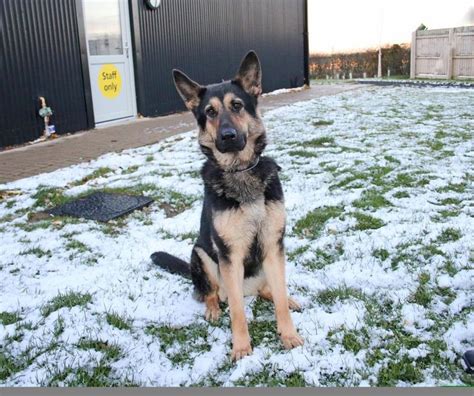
(0, 0, 89, 148)
(131, 0, 306, 117)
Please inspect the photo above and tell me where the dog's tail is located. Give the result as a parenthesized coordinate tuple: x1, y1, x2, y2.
(150, 251, 191, 279)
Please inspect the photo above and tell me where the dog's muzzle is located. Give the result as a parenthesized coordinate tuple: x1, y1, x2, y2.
(216, 128, 247, 153)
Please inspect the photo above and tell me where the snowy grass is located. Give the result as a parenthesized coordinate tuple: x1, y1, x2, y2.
(0, 86, 473, 387)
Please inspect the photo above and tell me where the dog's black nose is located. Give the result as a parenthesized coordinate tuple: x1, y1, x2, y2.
(221, 128, 237, 141)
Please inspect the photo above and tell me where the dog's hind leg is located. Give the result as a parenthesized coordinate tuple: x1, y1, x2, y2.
(194, 247, 221, 322)
(259, 284, 302, 312)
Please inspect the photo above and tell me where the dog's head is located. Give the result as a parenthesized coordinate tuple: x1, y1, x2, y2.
(173, 51, 266, 170)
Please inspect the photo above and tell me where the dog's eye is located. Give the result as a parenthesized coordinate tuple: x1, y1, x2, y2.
(206, 107, 218, 118)
(231, 101, 243, 112)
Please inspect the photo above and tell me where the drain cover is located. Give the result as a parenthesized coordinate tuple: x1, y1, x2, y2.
(49, 192, 154, 222)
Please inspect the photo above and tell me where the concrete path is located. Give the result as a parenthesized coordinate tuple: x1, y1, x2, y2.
(0, 83, 362, 184)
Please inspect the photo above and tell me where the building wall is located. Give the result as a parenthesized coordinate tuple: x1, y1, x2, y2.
(131, 0, 307, 117)
(0, 0, 307, 148)
(0, 0, 91, 148)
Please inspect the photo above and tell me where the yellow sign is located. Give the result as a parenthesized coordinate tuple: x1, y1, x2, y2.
(98, 64, 122, 99)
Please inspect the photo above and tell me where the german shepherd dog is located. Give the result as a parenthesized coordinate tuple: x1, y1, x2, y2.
(152, 51, 304, 360)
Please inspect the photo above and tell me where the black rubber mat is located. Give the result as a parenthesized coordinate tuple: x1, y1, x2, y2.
(49, 192, 154, 222)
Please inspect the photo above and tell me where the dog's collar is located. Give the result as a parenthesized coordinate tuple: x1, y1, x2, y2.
(228, 156, 260, 174)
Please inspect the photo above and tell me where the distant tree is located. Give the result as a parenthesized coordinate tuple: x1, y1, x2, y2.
(309, 44, 410, 79)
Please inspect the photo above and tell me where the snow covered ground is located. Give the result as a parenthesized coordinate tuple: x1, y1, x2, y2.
(0, 86, 473, 387)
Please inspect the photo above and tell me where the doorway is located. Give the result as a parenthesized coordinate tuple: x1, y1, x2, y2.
(83, 0, 136, 124)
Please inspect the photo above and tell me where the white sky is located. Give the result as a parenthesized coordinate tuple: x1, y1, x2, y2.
(308, 0, 474, 53)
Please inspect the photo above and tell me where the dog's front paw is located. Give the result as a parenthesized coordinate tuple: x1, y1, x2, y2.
(205, 305, 222, 322)
(288, 297, 302, 312)
(231, 340, 253, 361)
(280, 330, 304, 350)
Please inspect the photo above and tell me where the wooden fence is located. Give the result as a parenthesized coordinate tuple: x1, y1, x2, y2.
(411, 26, 474, 79)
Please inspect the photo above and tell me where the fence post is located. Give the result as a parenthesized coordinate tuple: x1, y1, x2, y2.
(447, 28, 454, 79)
(410, 31, 417, 79)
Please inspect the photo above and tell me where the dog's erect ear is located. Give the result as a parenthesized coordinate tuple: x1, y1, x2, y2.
(234, 51, 262, 97)
(173, 69, 203, 110)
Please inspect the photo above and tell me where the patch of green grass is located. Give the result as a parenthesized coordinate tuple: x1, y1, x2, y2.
(145, 324, 210, 365)
(0, 311, 21, 325)
(377, 355, 424, 386)
(434, 130, 448, 139)
(433, 209, 461, 222)
(420, 244, 445, 260)
(106, 312, 132, 331)
(249, 320, 279, 346)
(369, 166, 394, 186)
(436, 182, 467, 194)
(303, 247, 343, 270)
(0, 351, 22, 381)
(316, 286, 366, 306)
(71, 167, 113, 186)
(312, 119, 334, 127)
(184, 170, 201, 179)
(353, 212, 385, 231)
(438, 197, 461, 206)
(288, 150, 318, 158)
(53, 316, 65, 337)
(393, 190, 410, 198)
(146, 155, 154, 162)
(331, 166, 393, 190)
(373, 248, 390, 261)
(342, 331, 364, 354)
(178, 231, 199, 241)
(384, 155, 401, 164)
(0, 213, 15, 224)
(393, 173, 416, 188)
(442, 260, 457, 277)
(305, 136, 335, 147)
(390, 244, 417, 270)
(159, 190, 197, 217)
(32, 187, 69, 208)
(52, 364, 114, 387)
(409, 273, 432, 308)
(353, 189, 392, 210)
(65, 239, 89, 253)
(330, 171, 368, 190)
(436, 228, 462, 243)
(122, 165, 139, 175)
(434, 286, 457, 305)
(423, 140, 444, 151)
(89, 183, 156, 197)
(287, 245, 310, 262)
(390, 242, 445, 271)
(437, 150, 454, 159)
(42, 291, 92, 317)
(16, 215, 80, 232)
(20, 247, 52, 258)
(77, 339, 121, 361)
(234, 366, 307, 387)
(293, 206, 343, 239)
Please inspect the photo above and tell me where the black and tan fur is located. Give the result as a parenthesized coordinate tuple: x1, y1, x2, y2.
(152, 51, 304, 360)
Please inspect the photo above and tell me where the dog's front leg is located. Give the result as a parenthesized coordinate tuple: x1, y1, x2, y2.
(263, 251, 304, 349)
(262, 201, 304, 349)
(219, 261, 252, 360)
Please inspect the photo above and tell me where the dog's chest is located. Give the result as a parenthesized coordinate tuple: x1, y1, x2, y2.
(221, 172, 266, 203)
(213, 198, 266, 243)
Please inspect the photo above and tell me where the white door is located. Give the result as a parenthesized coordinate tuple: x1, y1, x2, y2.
(83, 0, 136, 124)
